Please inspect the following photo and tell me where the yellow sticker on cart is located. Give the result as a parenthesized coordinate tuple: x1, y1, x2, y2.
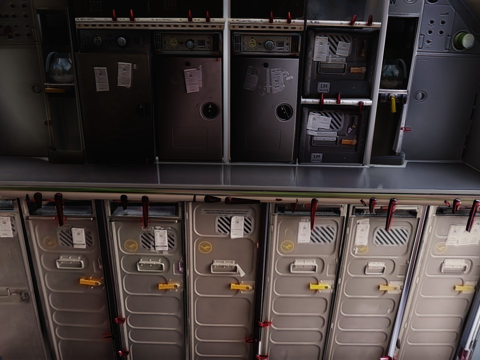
(280, 240, 295, 253)
(434, 242, 447, 254)
(124, 239, 138, 252)
(198, 241, 213, 254)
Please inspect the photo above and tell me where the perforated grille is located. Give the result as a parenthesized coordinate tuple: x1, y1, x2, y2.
(374, 227, 410, 246)
(311, 225, 336, 244)
(154, 33, 162, 51)
(59, 229, 93, 247)
(233, 34, 242, 52)
(318, 111, 344, 131)
(140, 231, 176, 251)
(216, 216, 254, 235)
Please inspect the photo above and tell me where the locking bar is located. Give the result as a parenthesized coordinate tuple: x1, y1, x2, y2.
(290, 259, 318, 274)
(369, 197, 377, 214)
(385, 198, 397, 231)
(453, 199, 462, 214)
(120, 195, 128, 210)
(142, 196, 149, 228)
(158, 282, 180, 290)
(79, 277, 102, 286)
(466, 200, 480, 232)
(34, 192, 43, 209)
(309, 282, 331, 291)
(54, 193, 65, 227)
(137, 258, 165, 272)
(378, 283, 400, 292)
(211, 260, 245, 277)
(311, 198, 318, 230)
(455, 284, 476, 293)
(56, 256, 85, 270)
(230, 283, 253, 291)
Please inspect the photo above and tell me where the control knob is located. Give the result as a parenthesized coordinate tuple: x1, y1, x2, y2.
(185, 39, 195, 50)
(117, 37, 127, 47)
(264, 40, 275, 51)
(454, 32, 475, 50)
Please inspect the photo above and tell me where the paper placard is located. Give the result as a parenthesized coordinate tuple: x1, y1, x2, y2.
(72, 228, 86, 249)
(243, 66, 259, 91)
(270, 68, 285, 94)
(446, 223, 480, 246)
(307, 112, 332, 131)
(231, 216, 245, 239)
(314, 36, 329, 62)
(184, 68, 199, 93)
(117, 62, 132, 88)
(94, 67, 109, 92)
(354, 219, 370, 246)
(298, 219, 311, 244)
(154, 229, 169, 251)
(0, 217, 13, 238)
(336, 41, 351, 57)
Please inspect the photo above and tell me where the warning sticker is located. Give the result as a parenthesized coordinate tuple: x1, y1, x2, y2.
(336, 41, 351, 57)
(243, 66, 259, 91)
(117, 62, 132, 88)
(307, 112, 332, 132)
(354, 219, 370, 246)
(184, 68, 200, 93)
(446, 223, 480, 246)
(154, 229, 169, 251)
(0, 217, 13, 238)
(298, 219, 311, 244)
(231, 216, 245, 239)
(72, 228, 86, 249)
(94, 67, 109, 92)
(313, 36, 329, 62)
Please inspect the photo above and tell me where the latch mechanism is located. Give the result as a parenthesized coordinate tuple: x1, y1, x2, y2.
(230, 283, 253, 291)
(158, 282, 180, 290)
(454, 284, 476, 293)
(79, 277, 102, 287)
(309, 282, 331, 291)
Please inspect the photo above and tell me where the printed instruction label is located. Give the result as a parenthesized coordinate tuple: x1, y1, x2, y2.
(317, 82, 331, 93)
(117, 62, 132, 88)
(298, 219, 311, 244)
(154, 229, 169, 251)
(336, 41, 351, 57)
(184, 68, 199, 93)
(231, 216, 245, 239)
(446, 223, 480, 246)
(0, 217, 13, 238)
(314, 36, 329, 62)
(307, 112, 332, 132)
(243, 66, 259, 91)
(72, 228, 86, 249)
(270, 68, 285, 94)
(94, 67, 109, 92)
(354, 219, 370, 246)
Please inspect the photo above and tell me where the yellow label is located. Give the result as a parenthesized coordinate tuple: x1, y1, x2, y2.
(434, 242, 447, 254)
(280, 240, 295, 253)
(357, 245, 368, 254)
(198, 241, 213, 254)
(124, 239, 138, 252)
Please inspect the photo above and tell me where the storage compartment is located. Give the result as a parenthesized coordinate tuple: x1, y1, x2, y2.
(307, 0, 384, 23)
(231, 0, 304, 19)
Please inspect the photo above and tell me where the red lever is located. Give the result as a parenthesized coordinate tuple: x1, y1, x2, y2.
(385, 198, 397, 231)
(120, 195, 128, 210)
(225, 197, 260, 205)
(360, 199, 367, 206)
(114, 317, 126, 325)
(269, 11, 274, 23)
(444, 200, 451, 207)
(54, 193, 65, 227)
(466, 200, 480, 232)
(142, 196, 149, 228)
(359, 101, 364, 113)
(311, 198, 318, 230)
(188, 10, 193, 22)
(336, 93, 341, 104)
(112, 9, 117, 21)
(287, 12, 292, 23)
(319, 93, 324, 110)
(258, 321, 272, 328)
(453, 199, 461, 214)
(369, 197, 377, 214)
(118, 350, 130, 357)
(34, 192, 43, 209)
(204, 195, 221, 203)
(257, 355, 269, 360)
(292, 199, 298, 213)
(350, 14, 357, 26)
(206, 10, 210, 22)
(401, 127, 412, 132)
(129, 9, 134, 21)
(380, 357, 391, 360)
(367, 14, 373, 26)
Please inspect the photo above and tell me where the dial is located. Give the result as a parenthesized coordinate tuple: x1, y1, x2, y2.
(276, 104, 294, 121)
(117, 37, 127, 47)
(185, 39, 195, 50)
(201, 102, 219, 120)
(454, 32, 475, 50)
(93, 36, 102, 46)
(264, 40, 275, 51)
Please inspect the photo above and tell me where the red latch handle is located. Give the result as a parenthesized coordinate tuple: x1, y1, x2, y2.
(120, 195, 128, 210)
(385, 198, 397, 231)
(453, 199, 462, 214)
(466, 200, 479, 232)
(269, 11, 274, 23)
(225, 197, 260, 205)
(259, 321, 272, 328)
(360, 199, 367, 206)
(287, 12, 292, 23)
(34, 192, 43, 209)
(311, 198, 318, 230)
(129, 9, 134, 21)
(369, 197, 377, 214)
(54, 193, 65, 227)
(292, 199, 298, 213)
(350, 14, 357, 26)
(114, 317, 126, 324)
(336, 93, 341, 104)
(401, 127, 412, 132)
(359, 101, 364, 113)
(257, 355, 269, 360)
(319, 93, 324, 110)
(188, 10, 193, 22)
(444, 200, 451, 207)
(206, 10, 210, 22)
(204, 195, 221, 203)
(118, 350, 130, 357)
(112, 9, 117, 21)
(142, 196, 149, 228)
(367, 14, 373, 26)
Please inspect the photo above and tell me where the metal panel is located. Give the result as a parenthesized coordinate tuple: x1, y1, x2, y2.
(0, 46, 49, 156)
(388, 0, 424, 16)
(186, 203, 261, 359)
(22, 200, 115, 360)
(259, 206, 347, 359)
(325, 206, 422, 360)
(108, 203, 185, 359)
(154, 56, 223, 161)
(231, 56, 299, 162)
(403, 55, 480, 160)
(396, 206, 480, 360)
(0, 200, 48, 360)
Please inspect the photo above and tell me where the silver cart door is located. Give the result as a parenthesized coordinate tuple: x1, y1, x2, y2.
(259, 203, 347, 359)
(397, 204, 480, 360)
(186, 202, 262, 359)
(325, 205, 423, 360)
(108, 201, 185, 359)
(22, 199, 116, 360)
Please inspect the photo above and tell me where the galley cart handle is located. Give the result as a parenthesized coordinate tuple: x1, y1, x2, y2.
(79, 277, 102, 286)
(309, 283, 331, 291)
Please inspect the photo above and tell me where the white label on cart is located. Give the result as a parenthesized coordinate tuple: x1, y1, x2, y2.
(154, 230, 169, 251)
(307, 112, 332, 131)
(231, 216, 245, 239)
(311, 153, 323, 162)
(197, 65, 203, 88)
(298, 219, 311, 244)
(354, 219, 370, 246)
(72, 228, 86, 249)
(0, 217, 13, 238)
(317, 82, 331, 93)
(94, 67, 109, 92)
(336, 41, 351, 57)
(270, 68, 285, 94)
(447, 223, 480, 246)
(184, 68, 200, 93)
(243, 66, 259, 91)
(117, 62, 132, 88)
(313, 36, 329, 62)
(308, 131, 337, 137)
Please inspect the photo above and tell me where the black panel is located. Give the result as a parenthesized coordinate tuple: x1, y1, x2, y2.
(149, 0, 223, 18)
(72, 0, 149, 18)
(231, 0, 305, 19)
